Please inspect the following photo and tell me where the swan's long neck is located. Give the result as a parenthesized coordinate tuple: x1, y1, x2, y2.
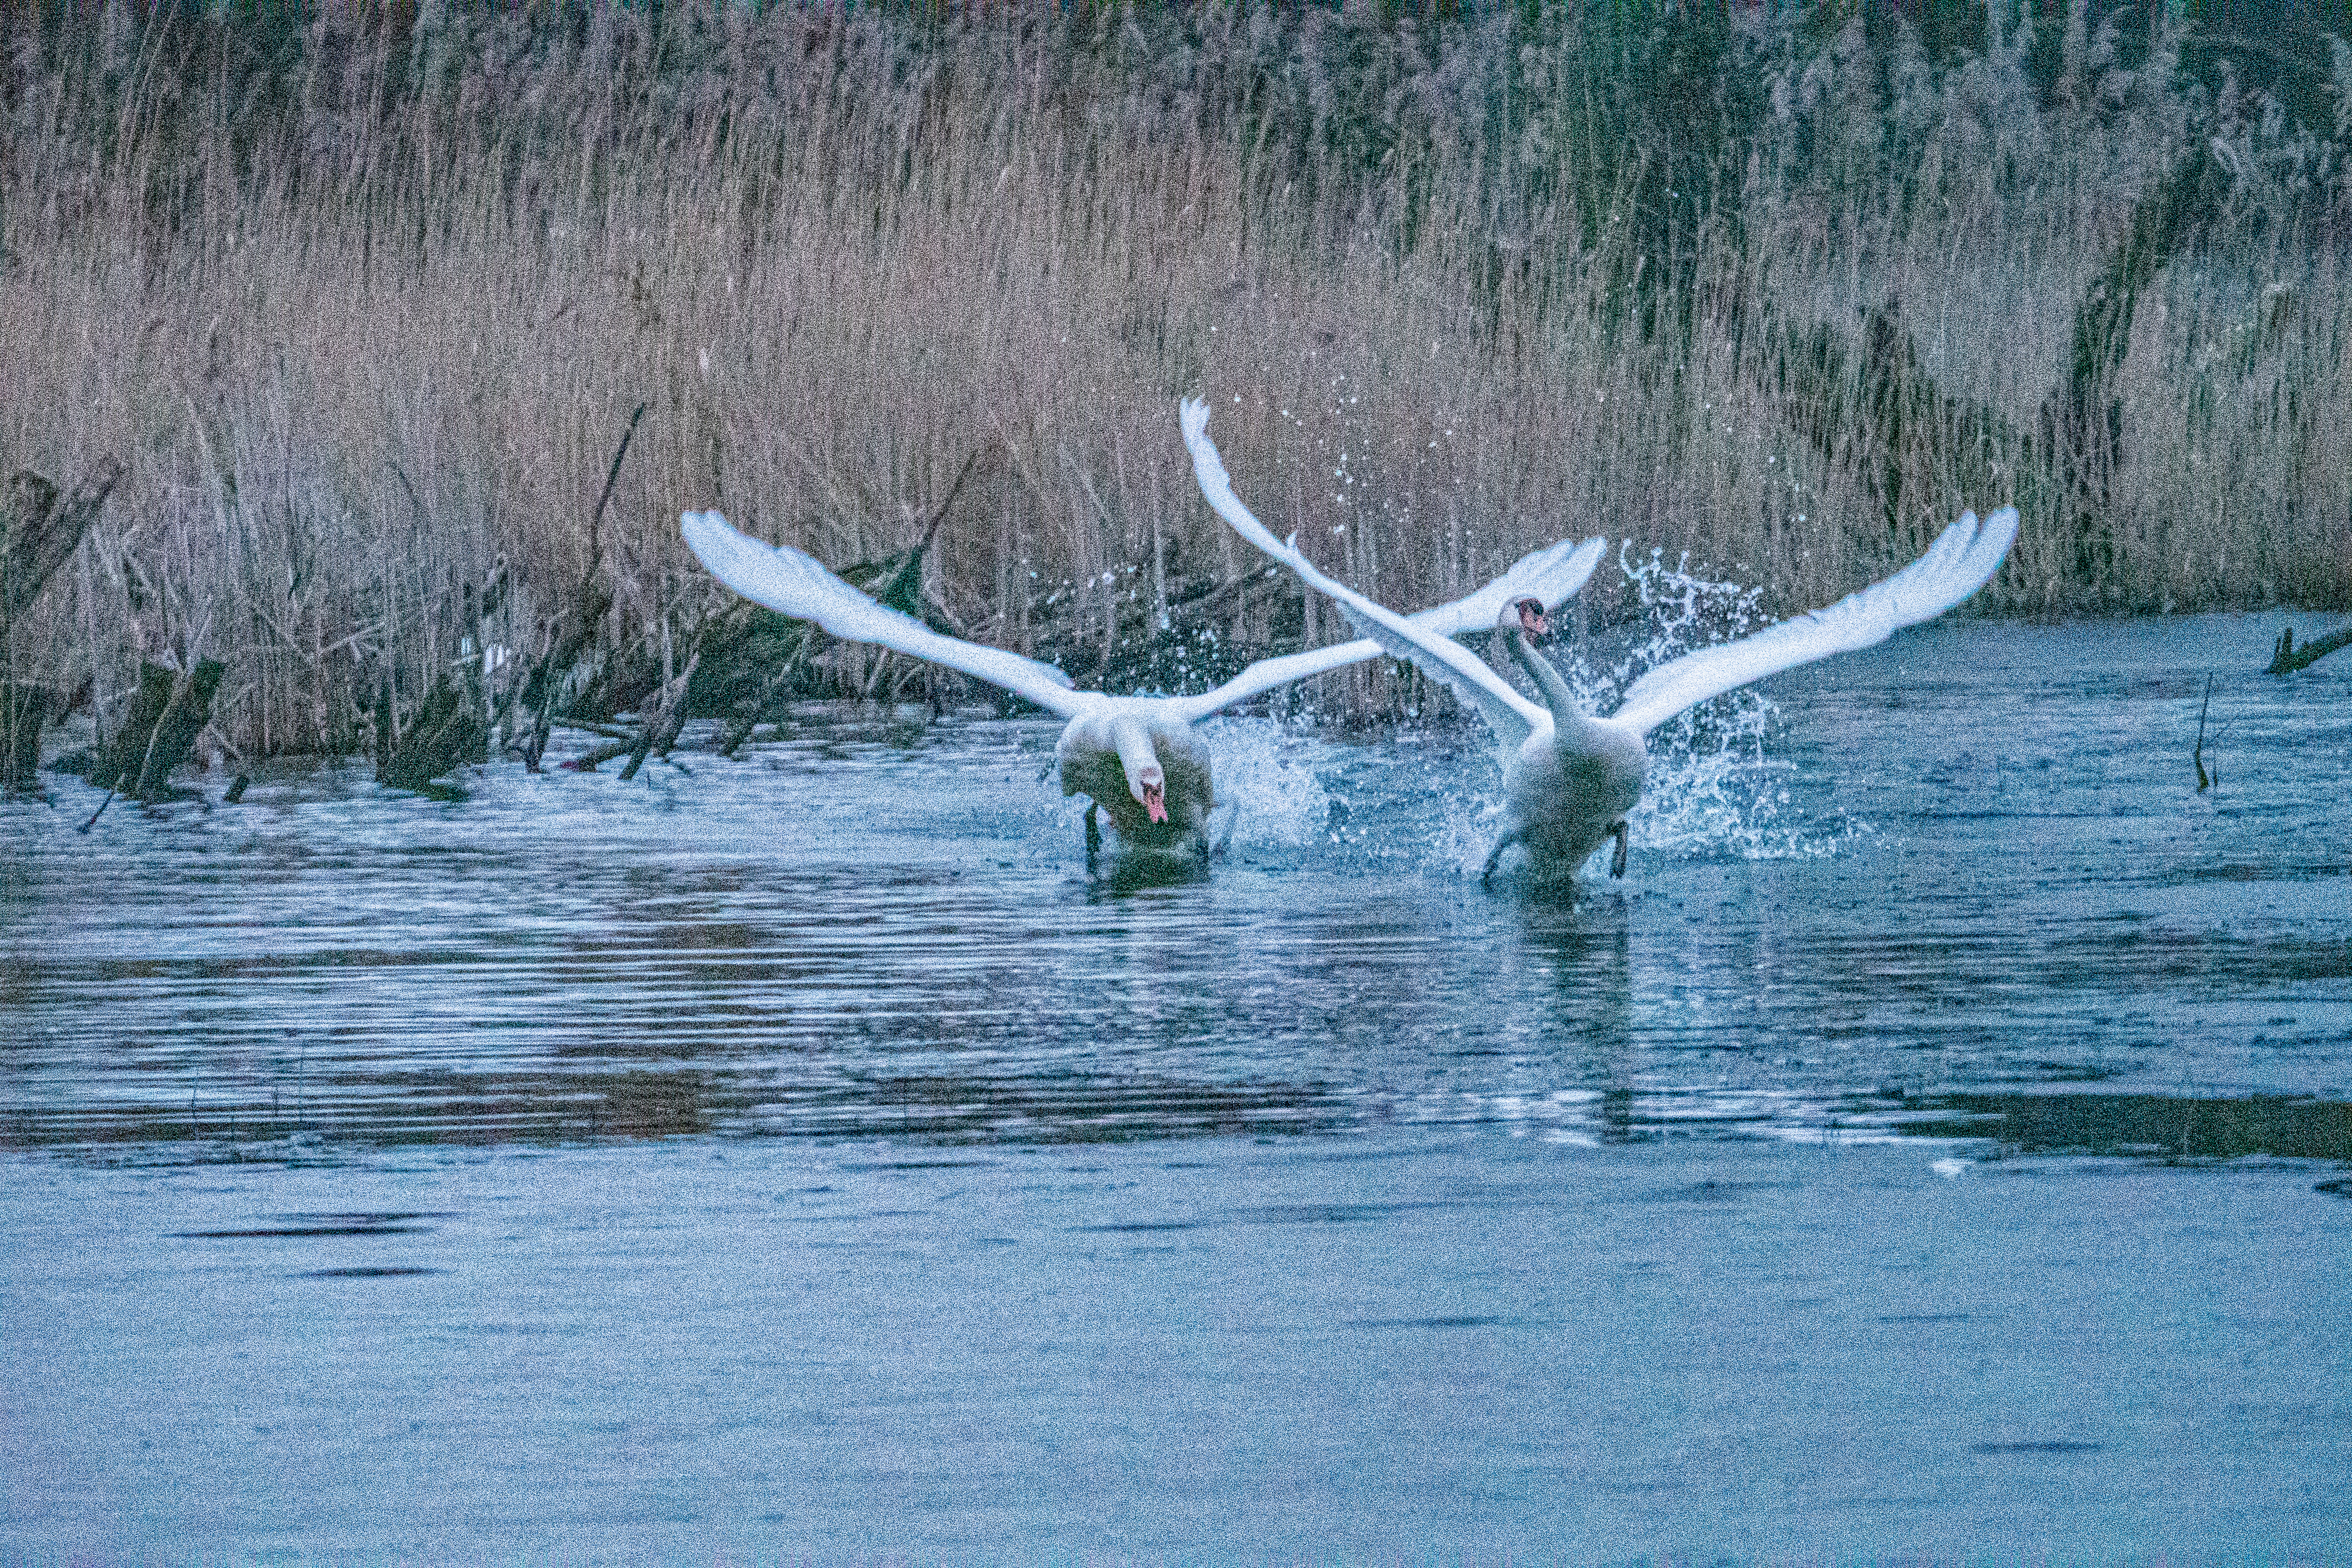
(1107, 714, 1167, 819)
(1504, 628, 1582, 720)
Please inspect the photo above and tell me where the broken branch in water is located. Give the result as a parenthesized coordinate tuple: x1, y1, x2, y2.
(618, 645, 701, 781)
(2193, 675, 2213, 792)
(2266, 622, 2352, 675)
(377, 662, 487, 791)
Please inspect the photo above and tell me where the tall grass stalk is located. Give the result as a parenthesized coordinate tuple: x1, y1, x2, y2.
(3, 4, 2347, 758)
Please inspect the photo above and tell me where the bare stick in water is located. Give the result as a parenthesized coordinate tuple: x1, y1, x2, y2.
(76, 784, 115, 832)
(2193, 675, 2213, 792)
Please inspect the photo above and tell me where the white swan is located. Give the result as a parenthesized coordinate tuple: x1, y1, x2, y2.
(1179, 397, 2020, 881)
(681, 509, 1604, 862)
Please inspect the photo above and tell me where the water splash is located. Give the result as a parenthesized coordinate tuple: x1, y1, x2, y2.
(1593, 548, 1857, 861)
(1048, 717, 1336, 852)
(1198, 716, 1335, 848)
(1049, 544, 1865, 874)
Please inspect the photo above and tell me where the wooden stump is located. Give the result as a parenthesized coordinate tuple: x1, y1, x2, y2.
(378, 666, 489, 791)
(87, 663, 177, 792)
(1, 458, 122, 623)
(2, 457, 121, 789)
(133, 661, 224, 802)
(83, 661, 223, 801)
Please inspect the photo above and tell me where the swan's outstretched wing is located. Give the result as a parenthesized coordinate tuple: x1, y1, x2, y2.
(682, 510, 1089, 719)
(1165, 534, 1606, 722)
(1180, 398, 1545, 750)
(1418, 534, 1608, 642)
(1608, 506, 2020, 735)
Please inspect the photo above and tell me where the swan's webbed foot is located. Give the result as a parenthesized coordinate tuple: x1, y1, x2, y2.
(1084, 804, 1102, 866)
(1210, 801, 1239, 859)
(1480, 830, 1522, 887)
(1609, 819, 1629, 879)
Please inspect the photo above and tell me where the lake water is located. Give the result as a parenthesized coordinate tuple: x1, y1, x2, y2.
(3, 612, 2347, 1563)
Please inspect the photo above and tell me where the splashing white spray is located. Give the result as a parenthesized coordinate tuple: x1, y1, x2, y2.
(1415, 547, 1865, 876)
(1197, 716, 1336, 848)
(1047, 716, 1336, 853)
(1591, 547, 1858, 863)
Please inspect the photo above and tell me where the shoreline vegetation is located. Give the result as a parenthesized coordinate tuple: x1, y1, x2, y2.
(3, 2, 2349, 773)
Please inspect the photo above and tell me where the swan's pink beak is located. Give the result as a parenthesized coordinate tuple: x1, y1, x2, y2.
(1516, 599, 1550, 639)
(1143, 782, 1168, 823)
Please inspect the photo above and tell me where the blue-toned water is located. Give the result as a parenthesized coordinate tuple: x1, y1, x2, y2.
(3, 613, 2348, 1563)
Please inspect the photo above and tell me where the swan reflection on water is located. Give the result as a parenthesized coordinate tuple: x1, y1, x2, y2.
(1083, 844, 1217, 897)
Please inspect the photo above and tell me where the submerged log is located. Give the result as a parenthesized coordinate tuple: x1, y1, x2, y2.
(2266, 623, 2352, 675)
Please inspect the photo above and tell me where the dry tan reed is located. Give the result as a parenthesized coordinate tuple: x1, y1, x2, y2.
(2, 4, 2346, 759)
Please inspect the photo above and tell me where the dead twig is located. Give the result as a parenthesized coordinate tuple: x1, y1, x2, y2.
(513, 403, 643, 770)
(2191, 674, 2235, 794)
(2193, 675, 2213, 792)
(589, 402, 649, 570)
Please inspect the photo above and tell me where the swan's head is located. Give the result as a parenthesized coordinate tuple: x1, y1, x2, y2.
(1103, 713, 1172, 823)
(1509, 597, 1550, 640)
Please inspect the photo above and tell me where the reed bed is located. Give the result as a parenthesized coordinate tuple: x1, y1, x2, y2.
(3, 3, 2347, 759)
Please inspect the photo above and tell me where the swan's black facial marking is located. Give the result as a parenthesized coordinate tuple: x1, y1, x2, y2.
(1515, 598, 1550, 640)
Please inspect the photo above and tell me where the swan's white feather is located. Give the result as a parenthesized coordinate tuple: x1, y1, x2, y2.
(1606, 506, 2019, 735)
(685, 506, 1601, 730)
(685, 492, 1609, 862)
(1179, 398, 1547, 751)
(1162, 534, 1604, 723)
(1183, 393, 2018, 881)
(681, 510, 1092, 720)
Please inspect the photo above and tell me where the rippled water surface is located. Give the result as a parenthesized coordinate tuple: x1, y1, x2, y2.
(5, 614, 2348, 1562)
